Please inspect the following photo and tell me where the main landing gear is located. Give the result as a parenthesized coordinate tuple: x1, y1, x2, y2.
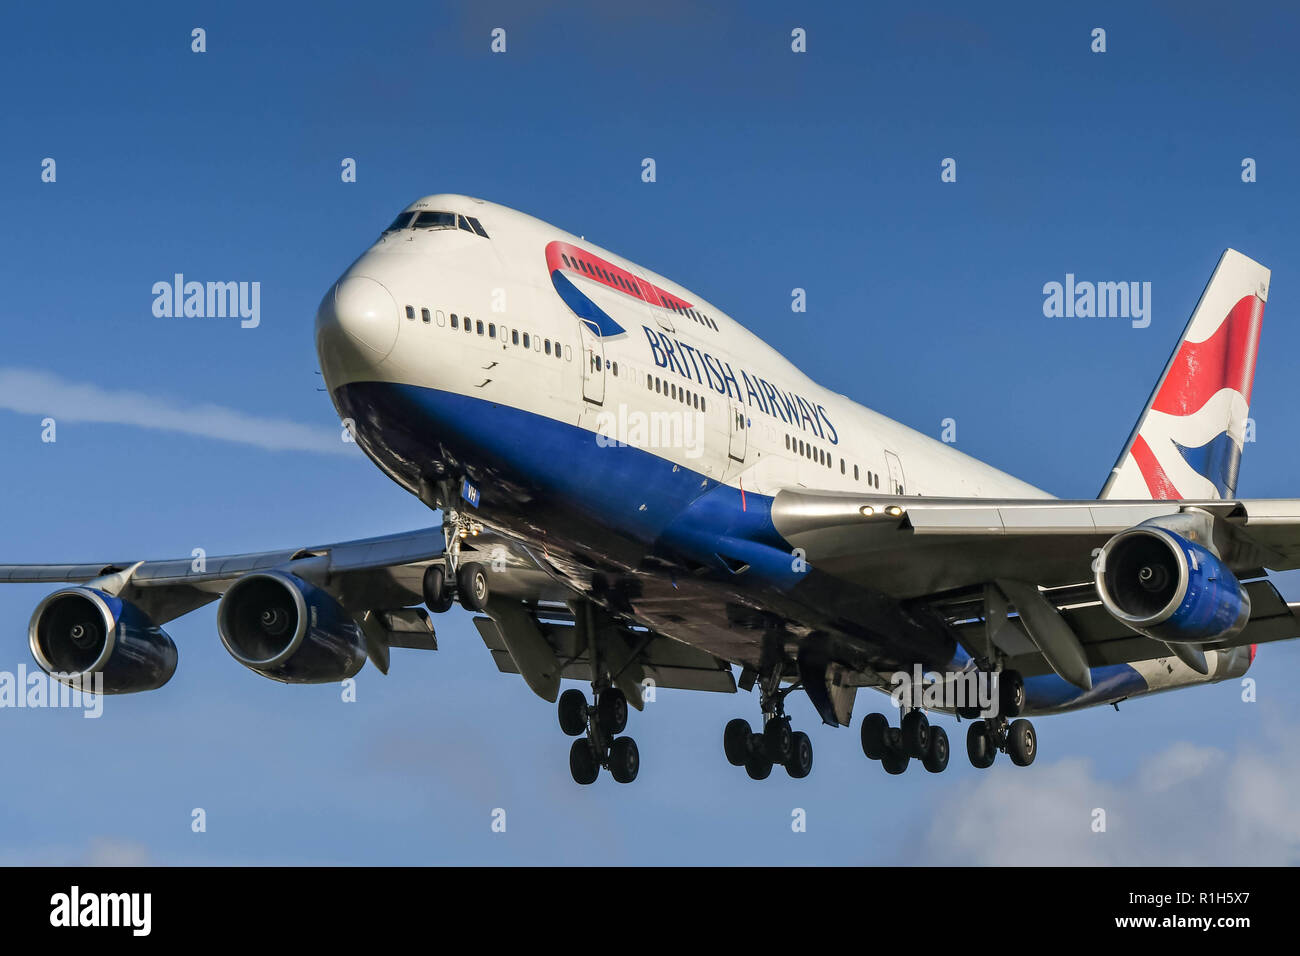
(722, 665, 815, 781)
(857, 669, 1035, 774)
(558, 686, 640, 785)
(422, 511, 490, 614)
(962, 670, 1037, 769)
(859, 708, 950, 775)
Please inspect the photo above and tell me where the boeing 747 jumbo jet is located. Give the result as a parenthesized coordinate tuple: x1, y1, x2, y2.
(6, 195, 1297, 785)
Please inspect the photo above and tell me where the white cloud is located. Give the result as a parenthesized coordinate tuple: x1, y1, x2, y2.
(919, 734, 1300, 865)
(0, 367, 351, 456)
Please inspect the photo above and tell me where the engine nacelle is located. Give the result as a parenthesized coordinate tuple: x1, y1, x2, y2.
(1095, 525, 1250, 644)
(217, 571, 366, 683)
(28, 588, 178, 694)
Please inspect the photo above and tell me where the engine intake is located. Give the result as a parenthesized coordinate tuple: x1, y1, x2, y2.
(1096, 526, 1250, 644)
(217, 571, 366, 683)
(28, 588, 177, 694)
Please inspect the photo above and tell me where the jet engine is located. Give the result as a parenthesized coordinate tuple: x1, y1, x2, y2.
(1095, 525, 1250, 644)
(217, 570, 366, 683)
(28, 588, 178, 693)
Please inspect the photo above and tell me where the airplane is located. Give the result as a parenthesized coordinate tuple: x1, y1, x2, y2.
(6, 194, 1297, 786)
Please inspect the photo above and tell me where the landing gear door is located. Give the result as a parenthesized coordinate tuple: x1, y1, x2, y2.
(579, 318, 605, 405)
(884, 449, 906, 495)
(728, 404, 748, 463)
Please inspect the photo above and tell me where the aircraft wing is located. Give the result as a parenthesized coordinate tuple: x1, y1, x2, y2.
(0, 525, 734, 699)
(770, 490, 1300, 679)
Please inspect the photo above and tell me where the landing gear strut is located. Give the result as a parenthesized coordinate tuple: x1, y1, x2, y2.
(558, 686, 639, 785)
(722, 663, 814, 780)
(558, 601, 643, 785)
(422, 510, 491, 614)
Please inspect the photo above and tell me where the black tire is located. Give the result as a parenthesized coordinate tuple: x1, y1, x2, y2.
(723, 718, 751, 766)
(422, 565, 454, 613)
(785, 731, 813, 779)
(999, 669, 1025, 718)
(860, 712, 889, 760)
(922, 725, 950, 773)
(900, 709, 930, 758)
(881, 748, 910, 775)
(744, 739, 773, 780)
(558, 689, 588, 737)
(569, 738, 599, 785)
(456, 562, 490, 612)
(610, 736, 640, 783)
(598, 688, 628, 735)
(764, 717, 794, 763)
(966, 720, 996, 769)
(1007, 718, 1037, 767)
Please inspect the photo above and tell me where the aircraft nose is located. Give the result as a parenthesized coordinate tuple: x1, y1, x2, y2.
(319, 275, 399, 360)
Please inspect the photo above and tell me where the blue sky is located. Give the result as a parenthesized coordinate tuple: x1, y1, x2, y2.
(1, 0, 1299, 864)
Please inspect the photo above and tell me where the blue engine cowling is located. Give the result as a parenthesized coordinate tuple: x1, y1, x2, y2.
(217, 570, 367, 683)
(28, 587, 178, 694)
(1095, 525, 1251, 644)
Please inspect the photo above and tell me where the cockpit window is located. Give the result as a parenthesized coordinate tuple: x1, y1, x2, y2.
(466, 216, 489, 238)
(413, 211, 458, 230)
(384, 212, 415, 232)
(457, 215, 474, 233)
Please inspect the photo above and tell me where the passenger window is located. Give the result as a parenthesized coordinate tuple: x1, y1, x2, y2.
(523, 333, 530, 349)
(854, 465, 860, 481)
(545, 339, 552, 355)
(405, 305, 415, 320)
(840, 459, 845, 474)
(421, 308, 431, 323)
(436, 310, 445, 327)
(512, 329, 519, 345)
(476, 320, 484, 335)
(488, 323, 496, 338)
(451, 313, 458, 329)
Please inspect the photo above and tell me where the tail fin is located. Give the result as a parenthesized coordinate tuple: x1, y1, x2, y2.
(1100, 248, 1269, 501)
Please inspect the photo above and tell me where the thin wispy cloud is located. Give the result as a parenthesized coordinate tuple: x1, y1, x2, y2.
(0, 367, 351, 456)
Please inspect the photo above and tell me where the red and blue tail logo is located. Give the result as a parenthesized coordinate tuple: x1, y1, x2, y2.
(1102, 249, 1269, 501)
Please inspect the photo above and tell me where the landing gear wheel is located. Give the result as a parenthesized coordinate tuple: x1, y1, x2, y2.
(557, 689, 588, 737)
(999, 669, 1025, 718)
(422, 565, 454, 614)
(922, 725, 950, 773)
(860, 713, 888, 760)
(880, 747, 910, 775)
(569, 738, 599, 785)
(610, 736, 640, 783)
(456, 562, 490, 612)
(764, 717, 794, 763)
(966, 720, 996, 769)
(900, 710, 930, 758)
(744, 744, 773, 780)
(597, 688, 628, 735)
(1007, 718, 1037, 767)
(724, 718, 752, 767)
(785, 731, 813, 779)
